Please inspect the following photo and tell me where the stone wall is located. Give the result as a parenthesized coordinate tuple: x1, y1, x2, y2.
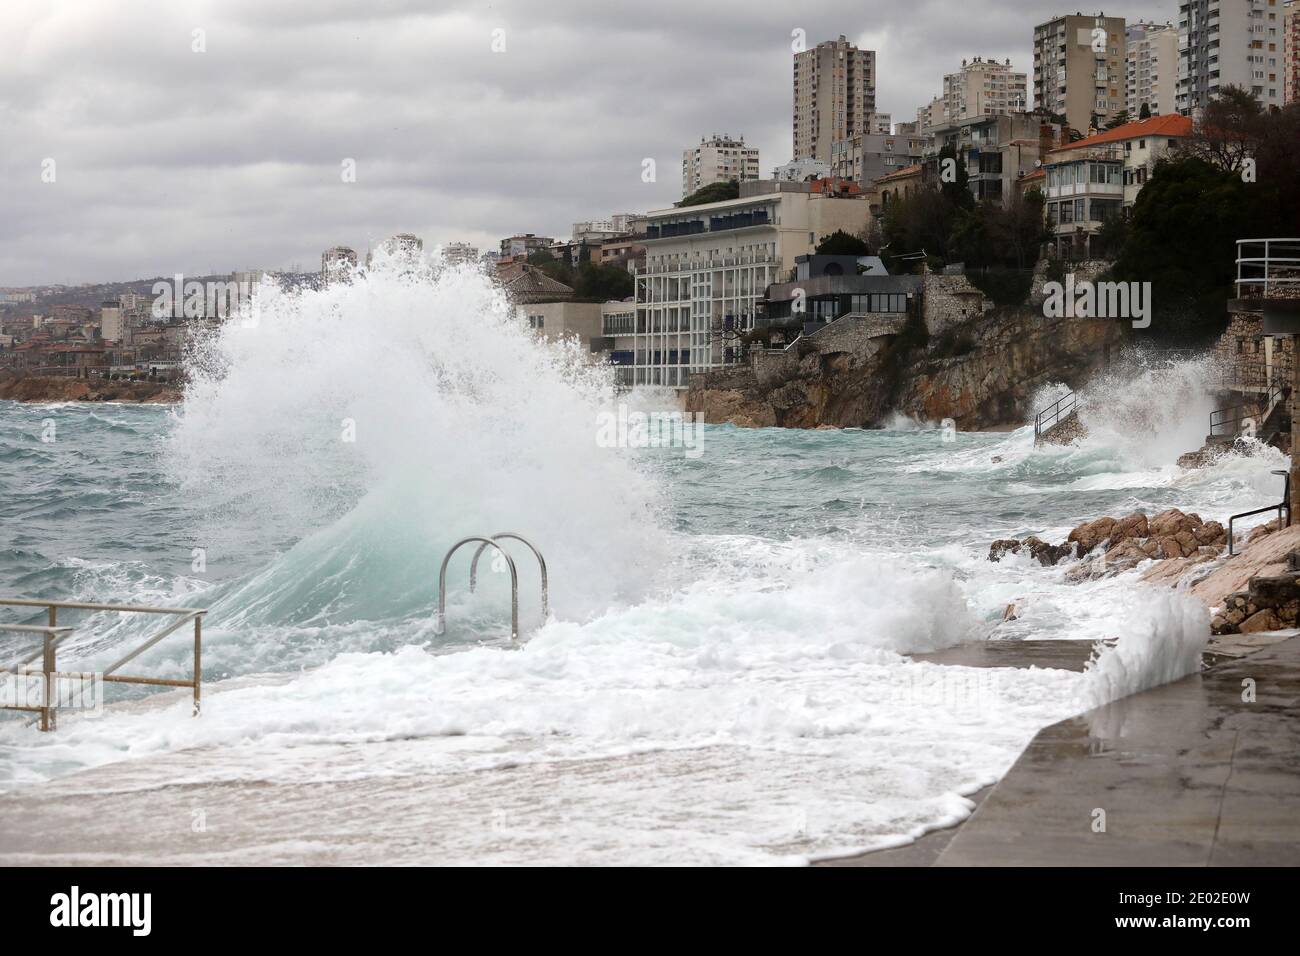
(922, 274, 989, 336)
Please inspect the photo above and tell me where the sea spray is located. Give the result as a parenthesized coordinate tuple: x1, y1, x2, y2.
(1080, 589, 1209, 709)
(1029, 355, 1220, 469)
(164, 250, 670, 631)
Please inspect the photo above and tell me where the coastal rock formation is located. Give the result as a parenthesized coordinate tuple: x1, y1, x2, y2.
(1212, 565, 1300, 635)
(0, 373, 181, 404)
(989, 508, 1228, 576)
(685, 305, 1122, 431)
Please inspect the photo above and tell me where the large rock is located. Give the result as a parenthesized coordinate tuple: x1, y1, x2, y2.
(1110, 512, 1149, 544)
(1067, 516, 1116, 556)
(988, 539, 1022, 562)
(1239, 608, 1284, 633)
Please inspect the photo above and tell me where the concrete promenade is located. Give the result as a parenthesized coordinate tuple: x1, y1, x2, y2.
(825, 632, 1300, 867)
(933, 634, 1300, 865)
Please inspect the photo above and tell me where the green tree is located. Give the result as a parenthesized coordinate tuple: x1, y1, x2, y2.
(815, 229, 871, 256)
(1112, 156, 1270, 341)
(573, 261, 633, 300)
(1103, 109, 1131, 131)
(680, 179, 739, 207)
(526, 248, 573, 287)
(938, 145, 974, 214)
(1138, 102, 1151, 120)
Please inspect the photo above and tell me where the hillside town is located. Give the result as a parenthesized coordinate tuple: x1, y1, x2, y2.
(2, 3, 1298, 395)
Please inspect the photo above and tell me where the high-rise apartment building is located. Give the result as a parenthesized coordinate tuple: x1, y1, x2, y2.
(793, 36, 877, 162)
(1178, 0, 1285, 114)
(681, 135, 760, 199)
(1033, 13, 1127, 134)
(1126, 21, 1179, 115)
(1283, 0, 1299, 104)
(943, 57, 1028, 122)
(916, 96, 946, 135)
(321, 246, 357, 285)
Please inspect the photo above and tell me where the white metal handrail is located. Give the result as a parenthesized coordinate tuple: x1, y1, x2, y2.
(0, 598, 205, 731)
(1236, 238, 1300, 297)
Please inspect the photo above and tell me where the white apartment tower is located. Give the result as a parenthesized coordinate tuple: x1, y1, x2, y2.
(1033, 13, 1127, 134)
(793, 36, 877, 162)
(1177, 0, 1286, 114)
(943, 57, 1029, 122)
(1127, 21, 1179, 116)
(681, 135, 760, 199)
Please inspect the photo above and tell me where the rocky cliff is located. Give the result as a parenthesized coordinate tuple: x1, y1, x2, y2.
(685, 307, 1123, 431)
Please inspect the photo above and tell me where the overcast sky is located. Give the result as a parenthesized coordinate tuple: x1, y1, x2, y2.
(0, 0, 1179, 286)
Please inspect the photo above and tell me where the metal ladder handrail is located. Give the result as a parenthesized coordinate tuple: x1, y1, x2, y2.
(1227, 470, 1290, 556)
(1034, 391, 1076, 441)
(436, 537, 519, 641)
(1210, 382, 1287, 439)
(468, 533, 549, 620)
(0, 598, 206, 731)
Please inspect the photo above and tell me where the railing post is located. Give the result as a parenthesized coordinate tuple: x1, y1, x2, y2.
(193, 615, 202, 717)
(40, 630, 54, 732)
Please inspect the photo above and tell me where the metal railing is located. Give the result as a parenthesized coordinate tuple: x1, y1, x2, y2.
(1033, 391, 1077, 442)
(469, 533, 549, 621)
(1210, 383, 1287, 439)
(1236, 238, 1300, 298)
(435, 533, 548, 643)
(1228, 470, 1290, 556)
(0, 599, 205, 731)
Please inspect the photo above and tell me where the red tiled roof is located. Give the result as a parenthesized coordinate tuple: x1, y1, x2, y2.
(874, 164, 923, 184)
(1050, 114, 1193, 153)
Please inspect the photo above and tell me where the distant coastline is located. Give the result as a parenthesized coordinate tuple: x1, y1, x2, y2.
(0, 373, 181, 404)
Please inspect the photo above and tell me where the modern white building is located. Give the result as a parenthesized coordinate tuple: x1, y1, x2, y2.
(681, 135, 760, 199)
(1126, 21, 1179, 116)
(942, 57, 1029, 123)
(625, 190, 871, 389)
(1177, 0, 1285, 114)
(793, 36, 877, 162)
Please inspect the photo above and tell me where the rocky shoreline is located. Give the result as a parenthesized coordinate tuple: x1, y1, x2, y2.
(0, 374, 181, 404)
(990, 509, 1229, 574)
(685, 307, 1122, 431)
(990, 507, 1300, 637)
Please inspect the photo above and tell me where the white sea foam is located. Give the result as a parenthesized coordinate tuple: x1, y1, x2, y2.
(1081, 590, 1209, 709)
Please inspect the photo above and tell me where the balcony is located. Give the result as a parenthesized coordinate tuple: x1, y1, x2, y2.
(1236, 238, 1300, 304)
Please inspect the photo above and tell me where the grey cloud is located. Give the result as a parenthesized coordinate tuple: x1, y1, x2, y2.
(0, 0, 1178, 285)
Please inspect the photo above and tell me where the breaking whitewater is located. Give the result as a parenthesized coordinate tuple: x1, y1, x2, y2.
(0, 258, 1288, 864)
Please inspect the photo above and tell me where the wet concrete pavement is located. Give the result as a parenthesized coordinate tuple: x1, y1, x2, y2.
(933, 635, 1300, 866)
